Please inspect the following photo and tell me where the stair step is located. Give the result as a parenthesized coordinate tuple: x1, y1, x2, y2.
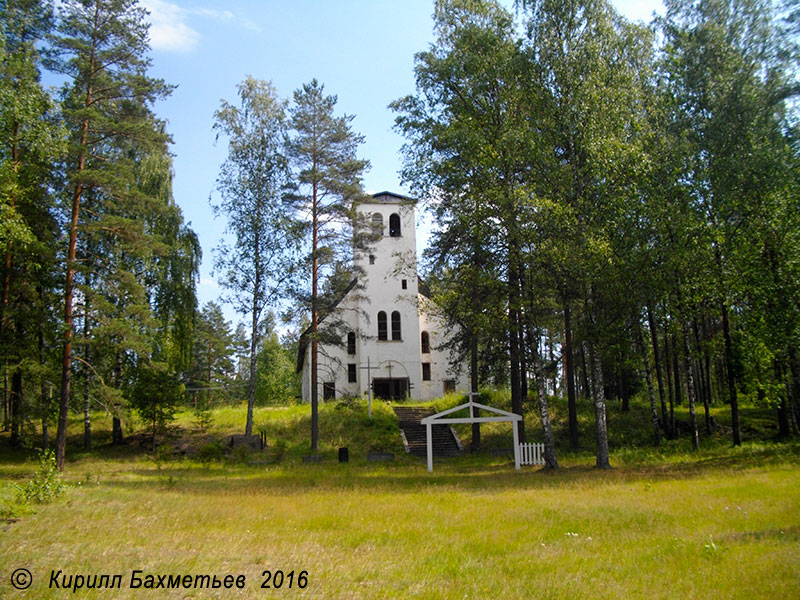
(393, 405, 462, 459)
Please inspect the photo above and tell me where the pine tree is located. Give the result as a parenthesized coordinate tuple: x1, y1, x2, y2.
(288, 79, 369, 451)
(48, 0, 173, 469)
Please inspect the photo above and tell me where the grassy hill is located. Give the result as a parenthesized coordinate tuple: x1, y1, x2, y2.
(2, 389, 795, 466)
(1, 394, 798, 598)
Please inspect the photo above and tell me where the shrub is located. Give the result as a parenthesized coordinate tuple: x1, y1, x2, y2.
(229, 445, 251, 465)
(198, 442, 223, 464)
(272, 439, 287, 463)
(17, 449, 66, 506)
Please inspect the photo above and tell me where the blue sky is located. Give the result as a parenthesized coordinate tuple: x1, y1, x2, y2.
(140, 0, 663, 327)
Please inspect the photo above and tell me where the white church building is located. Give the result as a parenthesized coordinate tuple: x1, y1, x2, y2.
(298, 191, 469, 402)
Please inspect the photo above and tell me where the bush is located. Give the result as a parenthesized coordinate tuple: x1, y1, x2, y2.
(20, 449, 65, 503)
(228, 445, 251, 465)
(272, 439, 287, 463)
(198, 442, 223, 464)
(4, 449, 68, 517)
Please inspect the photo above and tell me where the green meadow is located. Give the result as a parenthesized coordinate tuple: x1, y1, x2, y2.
(1, 396, 799, 599)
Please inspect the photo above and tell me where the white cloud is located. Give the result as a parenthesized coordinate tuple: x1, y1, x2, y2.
(141, 0, 261, 53)
(199, 276, 220, 290)
(194, 8, 235, 20)
(141, 0, 199, 52)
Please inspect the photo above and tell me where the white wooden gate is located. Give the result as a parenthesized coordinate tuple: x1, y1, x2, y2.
(519, 442, 545, 466)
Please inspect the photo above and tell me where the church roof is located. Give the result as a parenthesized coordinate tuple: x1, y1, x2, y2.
(295, 278, 359, 373)
(369, 191, 416, 203)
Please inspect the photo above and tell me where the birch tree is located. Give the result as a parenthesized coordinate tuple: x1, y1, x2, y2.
(213, 76, 299, 437)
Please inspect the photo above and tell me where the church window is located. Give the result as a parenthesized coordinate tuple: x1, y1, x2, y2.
(421, 331, 430, 354)
(323, 382, 335, 400)
(402, 279, 407, 289)
(377, 311, 387, 341)
(369, 254, 375, 265)
(422, 363, 431, 381)
(348, 364, 357, 383)
(443, 379, 456, 394)
(347, 332, 356, 355)
(389, 213, 401, 237)
(391, 311, 402, 340)
(371, 213, 384, 234)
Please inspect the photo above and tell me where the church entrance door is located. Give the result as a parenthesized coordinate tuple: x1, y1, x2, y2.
(372, 378, 409, 400)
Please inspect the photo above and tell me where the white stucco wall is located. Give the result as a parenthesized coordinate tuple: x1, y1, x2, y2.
(301, 193, 469, 402)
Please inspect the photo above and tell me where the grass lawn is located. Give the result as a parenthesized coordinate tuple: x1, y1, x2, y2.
(1, 398, 799, 599)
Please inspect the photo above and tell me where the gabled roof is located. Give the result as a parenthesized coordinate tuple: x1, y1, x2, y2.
(295, 278, 359, 373)
(417, 276, 431, 299)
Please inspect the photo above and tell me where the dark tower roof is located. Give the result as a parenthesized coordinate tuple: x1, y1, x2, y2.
(370, 191, 416, 203)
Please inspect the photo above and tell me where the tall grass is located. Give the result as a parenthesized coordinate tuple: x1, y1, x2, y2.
(1, 396, 798, 598)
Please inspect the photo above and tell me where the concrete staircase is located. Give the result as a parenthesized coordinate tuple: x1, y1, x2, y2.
(393, 406, 463, 458)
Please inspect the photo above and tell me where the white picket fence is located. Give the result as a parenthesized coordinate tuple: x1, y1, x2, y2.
(519, 442, 545, 466)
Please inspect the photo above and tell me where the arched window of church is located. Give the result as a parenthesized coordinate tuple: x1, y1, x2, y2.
(421, 331, 430, 354)
(377, 311, 387, 341)
(391, 311, 402, 340)
(347, 332, 356, 355)
(371, 213, 383, 234)
(389, 213, 401, 237)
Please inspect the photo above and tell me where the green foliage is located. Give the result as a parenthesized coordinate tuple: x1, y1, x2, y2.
(193, 399, 214, 432)
(197, 441, 224, 465)
(228, 445, 251, 466)
(213, 76, 302, 436)
(271, 438, 287, 462)
(255, 329, 300, 404)
(16, 449, 65, 505)
(190, 301, 235, 407)
(130, 361, 184, 445)
(287, 78, 371, 449)
(392, 0, 800, 458)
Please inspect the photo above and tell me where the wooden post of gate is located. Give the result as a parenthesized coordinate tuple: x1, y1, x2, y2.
(426, 422, 433, 472)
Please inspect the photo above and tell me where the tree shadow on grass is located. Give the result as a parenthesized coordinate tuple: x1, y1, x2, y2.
(87, 443, 800, 497)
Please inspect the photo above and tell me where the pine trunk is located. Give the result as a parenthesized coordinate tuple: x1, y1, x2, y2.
(112, 416, 123, 445)
(10, 369, 22, 448)
(83, 304, 91, 450)
(310, 181, 319, 451)
(38, 321, 49, 449)
(56, 62, 95, 469)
